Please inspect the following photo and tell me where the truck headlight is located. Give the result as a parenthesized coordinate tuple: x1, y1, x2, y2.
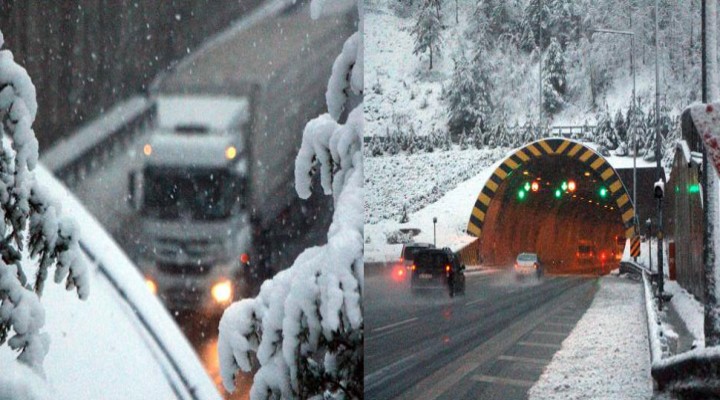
(145, 277, 157, 295)
(211, 280, 233, 304)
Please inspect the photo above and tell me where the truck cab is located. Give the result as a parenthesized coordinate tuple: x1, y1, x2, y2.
(129, 95, 251, 315)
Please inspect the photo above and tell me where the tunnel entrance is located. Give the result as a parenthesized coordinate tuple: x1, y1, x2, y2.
(464, 139, 636, 274)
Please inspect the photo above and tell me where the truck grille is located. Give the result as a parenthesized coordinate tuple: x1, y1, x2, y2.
(161, 287, 204, 310)
(156, 262, 213, 276)
(153, 237, 224, 261)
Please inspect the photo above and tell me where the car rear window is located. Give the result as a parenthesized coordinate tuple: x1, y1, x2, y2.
(415, 252, 450, 268)
(578, 245, 594, 253)
(517, 253, 537, 262)
(402, 246, 422, 260)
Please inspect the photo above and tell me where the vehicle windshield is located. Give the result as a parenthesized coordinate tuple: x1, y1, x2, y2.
(517, 253, 537, 262)
(142, 167, 241, 221)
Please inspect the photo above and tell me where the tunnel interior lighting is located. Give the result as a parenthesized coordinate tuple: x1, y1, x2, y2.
(568, 180, 576, 192)
(523, 170, 529, 175)
(599, 187, 608, 198)
(584, 171, 591, 177)
(688, 183, 700, 194)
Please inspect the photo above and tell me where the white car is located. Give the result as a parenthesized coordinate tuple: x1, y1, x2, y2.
(0, 166, 222, 400)
(514, 252, 543, 278)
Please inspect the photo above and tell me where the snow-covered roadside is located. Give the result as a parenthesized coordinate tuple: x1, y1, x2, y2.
(365, 156, 504, 263)
(364, 147, 505, 224)
(528, 275, 652, 399)
(665, 281, 705, 348)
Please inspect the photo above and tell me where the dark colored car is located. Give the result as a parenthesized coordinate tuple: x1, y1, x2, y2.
(400, 242, 435, 269)
(410, 247, 466, 297)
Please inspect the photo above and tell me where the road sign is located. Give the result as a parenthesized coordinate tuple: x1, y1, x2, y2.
(631, 236, 641, 258)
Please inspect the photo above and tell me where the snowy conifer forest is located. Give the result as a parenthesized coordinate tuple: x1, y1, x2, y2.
(365, 0, 706, 163)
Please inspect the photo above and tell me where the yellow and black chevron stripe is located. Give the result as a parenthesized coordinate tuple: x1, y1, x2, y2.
(467, 138, 637, 239)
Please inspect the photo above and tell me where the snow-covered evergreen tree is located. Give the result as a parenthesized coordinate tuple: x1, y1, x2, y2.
(445, 41, 493, 140)
(614, 108, 627, 147)
(0, 29, 89, 388)
(218, 1, 363, 399)
(542, 38, 566, 115)
(594, 107, 616, 155)
(412, 0, 443, 70)
(520, 0, 551, 51)
(626, 102, 646, 156)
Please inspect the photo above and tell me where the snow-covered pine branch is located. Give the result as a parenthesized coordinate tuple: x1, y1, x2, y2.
(218, 1, 363, 399)
(0, 30, 89, 376)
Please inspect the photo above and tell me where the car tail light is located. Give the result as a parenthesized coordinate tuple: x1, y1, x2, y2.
(411, 265, 416, 271)
(576, 252, 580, 257)
(445, 265, 451, 273)
(399, 257, 404, 262)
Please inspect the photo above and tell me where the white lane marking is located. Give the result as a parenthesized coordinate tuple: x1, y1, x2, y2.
(497, 355, 550, 365)
(532, 330, 567, 337)
(517, 341, 562, 349)
(372, 317, 419, 333)
(543, 321, 575, 328)
(471, 374, 534, 388)
(464, 297, 486, 306)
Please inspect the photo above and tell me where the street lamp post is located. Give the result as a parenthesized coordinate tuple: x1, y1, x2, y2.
(654, 0, 665, 306)
(646, 218, 653, 274)
(433, 217, 437, 247)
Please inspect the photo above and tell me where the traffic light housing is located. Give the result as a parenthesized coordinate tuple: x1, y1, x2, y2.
(654, 180, 664, 199)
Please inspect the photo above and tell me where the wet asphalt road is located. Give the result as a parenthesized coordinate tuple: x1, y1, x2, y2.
(364, 268, 598, 400)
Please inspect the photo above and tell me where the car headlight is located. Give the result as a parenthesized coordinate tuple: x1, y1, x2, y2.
(211, 280, 233, 304)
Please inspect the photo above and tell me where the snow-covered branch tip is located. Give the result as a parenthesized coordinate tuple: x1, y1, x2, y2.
(0, 29, 89, 374)
(218, 1, 363, 398)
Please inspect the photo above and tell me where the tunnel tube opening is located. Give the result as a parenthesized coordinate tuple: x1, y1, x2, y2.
(465, 140, 635, 274)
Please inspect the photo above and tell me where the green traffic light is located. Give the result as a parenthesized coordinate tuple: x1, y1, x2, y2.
(688, 184, 700, 194)
(561, 181, 568, 191)
(599, 187, 608, 198)
(524, 182, 531, 191)
(554, 189, 562, 199)
(518, 189, 526, 200)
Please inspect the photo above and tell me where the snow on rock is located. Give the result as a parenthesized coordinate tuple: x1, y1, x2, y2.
(528, 275, 652, 400)
(218, 1, 363, 398)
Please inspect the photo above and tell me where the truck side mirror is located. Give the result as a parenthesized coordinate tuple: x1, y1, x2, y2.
(128, 171, 144, 211)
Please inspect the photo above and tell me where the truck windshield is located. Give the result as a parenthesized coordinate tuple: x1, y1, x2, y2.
(142, 167, 239, 221)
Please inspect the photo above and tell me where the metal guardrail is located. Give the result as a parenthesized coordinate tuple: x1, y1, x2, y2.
(40, 96, 154, 187)
(363, 125, 597, 144)
(620, 260, 656, 278)
(637, 260, 720, 396)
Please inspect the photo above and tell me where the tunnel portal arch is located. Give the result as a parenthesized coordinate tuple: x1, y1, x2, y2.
(467, 138, 637, 243)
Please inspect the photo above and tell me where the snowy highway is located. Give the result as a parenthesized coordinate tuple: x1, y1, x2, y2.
(364, 269, 597, 400)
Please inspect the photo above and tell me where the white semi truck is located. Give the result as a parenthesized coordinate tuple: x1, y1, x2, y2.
(129, 4, 354, 314)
